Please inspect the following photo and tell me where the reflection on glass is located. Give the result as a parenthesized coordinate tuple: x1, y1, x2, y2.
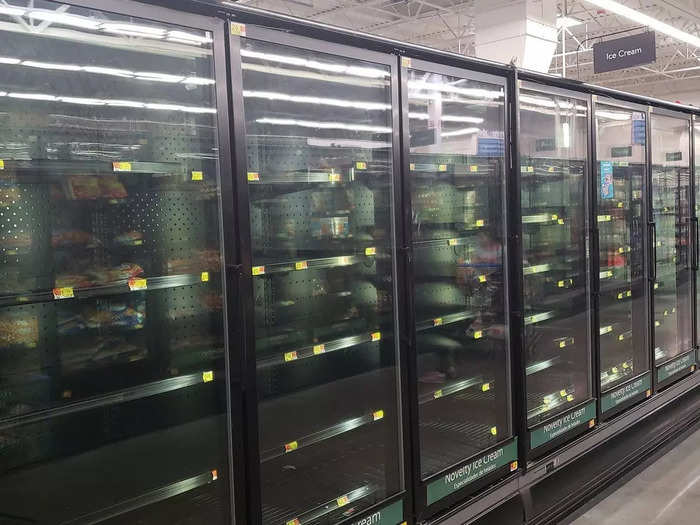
(0, 3, 229, 524)
(241, 39, 402, 524)
(696, 122, 700, 341)
(518, 89, 592, 425)
(595, 105, 648, 390)
(406, 69, 509, 478)
(650, 114, 692, 365)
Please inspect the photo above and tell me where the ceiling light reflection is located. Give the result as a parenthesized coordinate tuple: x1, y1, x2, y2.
(256, 117, 391, 133)
(408, 112, 484, 124)
(8, 92, 58, 100)
(0, 5, 25, 16)
(28, 10, 101, 29)
(243, 90, 390, 110)
(0, 57, 20, 64)
(22, 60, 81, 71)
(241, 49, 389, 79)
(408, 80, 503, 99)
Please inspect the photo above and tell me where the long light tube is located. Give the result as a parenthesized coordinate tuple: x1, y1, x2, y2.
(583, 0, 700, 48)
(408, 112, 484, 124)
(28, 9, 101, 29)
(256, 117, 391, 133)
(242, 90, 390, 111)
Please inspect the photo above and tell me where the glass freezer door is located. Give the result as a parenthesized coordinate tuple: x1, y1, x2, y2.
(238, 36, 403, 525)
(0, 3, 231, 524)
(518, 87, 593, 430)
(594, 104, 649, 399)
(649, 113, 692, 372)
(404, 66, 511, 480)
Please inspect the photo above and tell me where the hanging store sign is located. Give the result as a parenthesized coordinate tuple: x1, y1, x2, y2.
(426, 439, 518, 505)
(593, 32, 656, 74)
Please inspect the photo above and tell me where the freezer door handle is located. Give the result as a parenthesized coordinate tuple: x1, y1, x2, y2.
(649, 221, 657, 282)
(693, 217, 699, 271)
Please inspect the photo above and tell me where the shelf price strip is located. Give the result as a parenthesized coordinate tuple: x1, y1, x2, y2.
(52, 287, 74, 300)
(260, 332, 382, 368)
(128, 278, 147, 291)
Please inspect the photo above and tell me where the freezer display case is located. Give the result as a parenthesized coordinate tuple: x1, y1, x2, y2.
(401, 59, 515, 514)
(235, 30, 404, 525)
(649, 111, 695, 386)
(518, 85, 595, 454)
(694, 116, 700, 366)
(594, 102, 651, 416)
(0, 2, 232, 524)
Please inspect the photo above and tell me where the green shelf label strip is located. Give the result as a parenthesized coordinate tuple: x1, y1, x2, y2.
(530, 400, 596, 449)
(601, 372, 651, 412)
(657, 352, 696, 382)
(347, 500, 403, 525)
(426, 439, 518, 506)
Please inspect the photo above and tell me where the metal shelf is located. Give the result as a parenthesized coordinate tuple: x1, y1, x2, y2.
(419, 375, 492, 405)
(251, 253, 376, 276)
(0, 159, 182, 177)
(415, 310, 477, 332)
(0, 272, 213, 308)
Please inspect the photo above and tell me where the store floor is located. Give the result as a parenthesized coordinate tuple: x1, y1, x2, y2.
(570, 427, 700, 525)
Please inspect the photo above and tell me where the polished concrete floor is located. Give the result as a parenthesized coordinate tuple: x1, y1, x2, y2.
(571, 428, 700, 525)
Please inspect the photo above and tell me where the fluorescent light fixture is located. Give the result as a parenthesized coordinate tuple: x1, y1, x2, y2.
(408, 112, 484, 124)
(256, 117, 391, 133)
(520, 94, 557, 108)
(307, 138, 391, 149)
(583, 0, 700, 48)
(28, 10, 101, 29)
(0, 91, 6, 96)
(8, 92, 57, 100)
(167, 30, 213, 44)
(596, 109, 631, 120)
(0, 5, 25, 16)
(0, 57, 20, 64)
(562, 122, 570, 147)
(83, 66, 134, 77)
(182, 76, 216, 85)
(441, 127, 480, 137)
(242, 90, 390, 111)
(240, 49, 389, 79)
(135, 72, 184, 83)
(557, 16, 583, 29)
(22, 60, 81, 71)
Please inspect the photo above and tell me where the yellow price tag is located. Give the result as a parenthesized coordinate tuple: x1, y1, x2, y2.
(558, 218, 565, 224)
(438, 164, 447, 172)
(252, 266, 265, 276)
(0, 159, 4, 170)
(622, 362, 629, 369)
(618, 202, 624, 208)
(510, 461, 518, 471)
(618, 334, 625, 341)
(313, 344, 325, 355)
(481, 383, 490, 392)
(371, 332, 381, 341)
(201, 271, 209, 282)
(654, 283, 659, 289)
(53, 287, 74, 300)
(112, 161, 132, 172)
(328, 173, 341, 182)
(247, 172, 260, 182)
(409, 163, 415, 171)
(230, 22, 247, 36)
(128, 278, 147, 291)
(211, 469, 218, 481)
(434, 389, 443, 399)
(588, 419, 596, 428)
(448, 238, 458, 246)
(191, 171, 203, 181)
(560, 389, 567, 397)
(598, 215, 611, 222)
(286, 520, 300, 525)
(567, 394, 574, 401)
(548, 166, 555, 173)
(295, 261, 308, 270)
(365, 247, 376, 256)
(284, 351, 298, 362)
(373, 410, 384, 421)
(612, 367, 618, 374)
(478, 275, 487, 283)
(617, 292, 624, 300)
(473, 330, 483, 339)
(559, 340, 567, 348)
(528, 166, 534, 173)
(470, 165, 478, 172)
(284, 441, 298, 453)
(490, 426, 498, 435)
(475, 219, 485, 227)
(401, 56, 412, 68)
(337, 496, 350, 507)
(355, 161, 367, 170)
(655, 320, 661, 327)
(433, 318, 443, 327)
(551, 214, 558, 220)
(202, 370, 214, 382)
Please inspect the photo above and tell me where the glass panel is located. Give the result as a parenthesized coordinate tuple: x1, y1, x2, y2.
(405, 69, 510, 478)
(650, 113, 692, 365)
(696, 121, 700, 342)
(518, 89, 592, 425)
(240, 39, 402, 524)
(595, 105, 648, 390)
(0, 2, 230, 524)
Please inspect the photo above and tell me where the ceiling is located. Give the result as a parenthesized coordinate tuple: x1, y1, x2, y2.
(227, 0, 700, 104)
